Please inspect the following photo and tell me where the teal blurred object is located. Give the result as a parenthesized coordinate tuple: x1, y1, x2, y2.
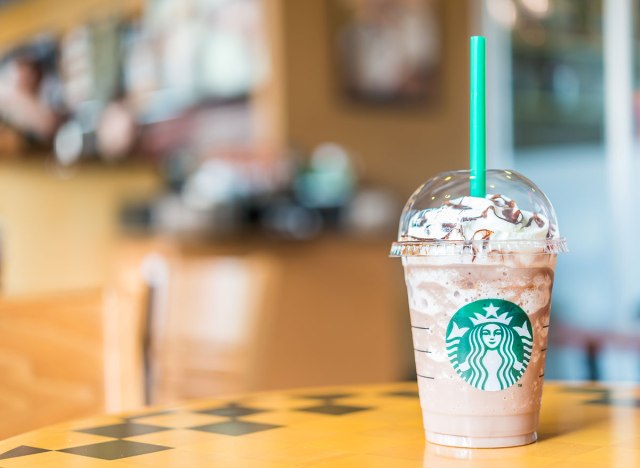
(294, 143, 356, 209)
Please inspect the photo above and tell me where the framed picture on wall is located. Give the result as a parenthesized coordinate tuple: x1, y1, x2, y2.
(328, 0, 442, 107)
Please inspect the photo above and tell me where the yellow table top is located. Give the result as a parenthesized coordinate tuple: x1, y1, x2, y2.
(0, 382, 638, 467)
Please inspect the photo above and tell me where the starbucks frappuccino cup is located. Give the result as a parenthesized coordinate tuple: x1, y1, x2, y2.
(390, 169, 567, 448)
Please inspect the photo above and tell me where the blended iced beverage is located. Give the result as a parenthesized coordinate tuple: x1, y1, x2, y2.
(391, 169, 567, 448)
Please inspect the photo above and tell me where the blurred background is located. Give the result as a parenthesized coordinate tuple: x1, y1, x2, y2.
(0, 0, 638, 439)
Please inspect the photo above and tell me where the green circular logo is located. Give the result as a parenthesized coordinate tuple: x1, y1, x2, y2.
(446, 299, 533, 391)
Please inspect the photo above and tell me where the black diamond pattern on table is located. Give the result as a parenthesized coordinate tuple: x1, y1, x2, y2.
(0, 445, 50, 460)
(585, 396, 640, 407)
(562, 386, 611, 396)
(0, 390, 380, 463)
(561, 386, 640, 408)
(296, 392, 372, 415)
(385, 390, 420, 398)
(59, 440, 171, 460)
(76, 422, 170, 438)
(298, 393, 354, 400)
(197, 403, 267, 418)
(191, 420, 282, 436)
(298, 404, 371, 416)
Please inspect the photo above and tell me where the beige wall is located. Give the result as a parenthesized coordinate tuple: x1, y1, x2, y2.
(0, 163, 159, 295)
(281, 0, 470, 197)
(0, 0, 159, 295)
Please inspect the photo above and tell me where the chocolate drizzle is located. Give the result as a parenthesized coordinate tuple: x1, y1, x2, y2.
(445, 200, 473, 211)
(443, 226, 464, 240)
(484, 195, 524, 224)
(472, 229, 494, 240)
(525, 213, 546, 228)
(406, 194, 552, 242)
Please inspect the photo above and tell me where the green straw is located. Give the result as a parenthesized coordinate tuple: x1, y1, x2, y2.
(470, 36, 486, 198)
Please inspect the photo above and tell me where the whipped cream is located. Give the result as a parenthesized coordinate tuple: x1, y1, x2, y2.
(406, 195, 552, 241)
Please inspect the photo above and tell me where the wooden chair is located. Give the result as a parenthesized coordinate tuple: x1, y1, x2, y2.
(0, 287, 145, 439)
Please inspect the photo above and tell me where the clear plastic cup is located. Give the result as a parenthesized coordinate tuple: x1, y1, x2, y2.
(390, 169, 567, 448)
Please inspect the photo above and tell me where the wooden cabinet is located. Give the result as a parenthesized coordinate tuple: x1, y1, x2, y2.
(132, 236, 411, 403)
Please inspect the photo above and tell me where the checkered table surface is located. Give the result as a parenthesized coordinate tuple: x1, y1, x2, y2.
(0, 382, 638, 467)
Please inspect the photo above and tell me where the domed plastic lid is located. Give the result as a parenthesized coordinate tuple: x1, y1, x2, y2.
(390, 169, 567, 257)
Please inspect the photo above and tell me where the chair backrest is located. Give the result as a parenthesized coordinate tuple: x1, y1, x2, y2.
(0, 288, 145, 439)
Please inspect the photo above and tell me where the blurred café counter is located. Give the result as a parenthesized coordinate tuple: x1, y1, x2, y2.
(0, 158, 410, 440)
(0, 0, 469, 440)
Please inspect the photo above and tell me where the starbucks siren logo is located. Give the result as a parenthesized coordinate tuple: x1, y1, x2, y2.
(446, 299, 533, 391)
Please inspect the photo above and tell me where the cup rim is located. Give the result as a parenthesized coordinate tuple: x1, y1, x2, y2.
(389, 237, 568, 257)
